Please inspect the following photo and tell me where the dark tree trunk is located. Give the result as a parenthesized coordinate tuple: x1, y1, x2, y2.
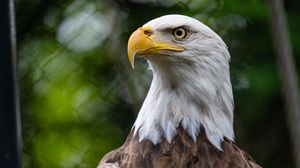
(268, 0, 300, 167)
(0, 0, 22, 167)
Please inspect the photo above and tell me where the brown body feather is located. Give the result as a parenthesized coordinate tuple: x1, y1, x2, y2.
(99, 127, 261, 168)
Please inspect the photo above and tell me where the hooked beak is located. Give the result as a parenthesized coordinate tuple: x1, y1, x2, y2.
(127, 26, 184, 68)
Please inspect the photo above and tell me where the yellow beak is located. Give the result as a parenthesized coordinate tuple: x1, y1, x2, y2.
(127, 26, 184, 68)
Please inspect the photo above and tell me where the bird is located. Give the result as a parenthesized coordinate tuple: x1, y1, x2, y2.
(98, 14, 261, 168)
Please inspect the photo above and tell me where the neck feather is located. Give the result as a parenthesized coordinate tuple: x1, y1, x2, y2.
(133, 54, 234, 150)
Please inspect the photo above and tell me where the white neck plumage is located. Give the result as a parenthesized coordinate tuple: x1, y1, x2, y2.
(133, 49, 234, 150)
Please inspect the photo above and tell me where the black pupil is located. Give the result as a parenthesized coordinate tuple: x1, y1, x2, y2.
(176, 29, 183, 37)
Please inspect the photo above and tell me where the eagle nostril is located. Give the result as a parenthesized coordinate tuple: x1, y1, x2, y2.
(144, 30, 153, 36)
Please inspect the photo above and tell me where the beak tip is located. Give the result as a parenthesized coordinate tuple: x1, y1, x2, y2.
(130, 62, 135, 69)
(128, 53, 135, 69)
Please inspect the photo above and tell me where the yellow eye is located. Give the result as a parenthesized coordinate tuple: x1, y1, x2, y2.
(172, 27, 187, 39)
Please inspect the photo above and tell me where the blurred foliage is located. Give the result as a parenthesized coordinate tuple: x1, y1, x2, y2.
(17, 0, 300, 167)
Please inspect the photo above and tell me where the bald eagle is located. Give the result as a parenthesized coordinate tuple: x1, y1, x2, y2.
(98, 14, 261, 168)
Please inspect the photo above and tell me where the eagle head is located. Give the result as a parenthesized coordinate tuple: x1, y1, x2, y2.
(127, 14, 234, 150)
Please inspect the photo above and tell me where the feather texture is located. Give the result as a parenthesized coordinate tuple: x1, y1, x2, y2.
(133, 15, 234, 149)
(99, 128, 261, 168)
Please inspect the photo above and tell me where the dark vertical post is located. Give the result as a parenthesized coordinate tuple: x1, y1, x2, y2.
(268, 0, 300, 167)
(0, 0, 22, 167)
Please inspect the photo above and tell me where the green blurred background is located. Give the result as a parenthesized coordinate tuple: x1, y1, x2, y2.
(17, 0, 300, 167)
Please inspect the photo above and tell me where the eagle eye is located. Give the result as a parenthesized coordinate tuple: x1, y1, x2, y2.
(172, 27, 188, 40)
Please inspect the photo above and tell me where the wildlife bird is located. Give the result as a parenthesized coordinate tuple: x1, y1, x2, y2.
(98, 14, 261, 168)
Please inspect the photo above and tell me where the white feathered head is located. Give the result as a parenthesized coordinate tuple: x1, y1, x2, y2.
(128, 14, 234, 150)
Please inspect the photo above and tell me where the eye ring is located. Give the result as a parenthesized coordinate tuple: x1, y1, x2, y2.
(172, 27, 188, 39)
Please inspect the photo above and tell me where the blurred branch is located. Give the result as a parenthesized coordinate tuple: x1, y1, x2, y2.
(268, 0, 300, 167)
